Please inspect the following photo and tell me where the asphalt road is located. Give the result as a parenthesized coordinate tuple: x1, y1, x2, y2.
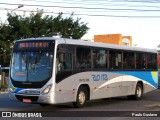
(1, 89, 160, 117)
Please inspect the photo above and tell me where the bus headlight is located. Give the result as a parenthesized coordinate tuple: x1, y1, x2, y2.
(42, 84, 52, 94)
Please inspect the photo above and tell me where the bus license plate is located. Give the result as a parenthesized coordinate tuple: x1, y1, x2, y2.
(23, 99, 31, 103)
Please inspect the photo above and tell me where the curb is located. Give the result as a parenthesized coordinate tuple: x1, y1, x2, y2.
(0, 91, 9, 95)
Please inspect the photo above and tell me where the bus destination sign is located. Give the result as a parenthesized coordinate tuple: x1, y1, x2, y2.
(18, 42, 49, 48)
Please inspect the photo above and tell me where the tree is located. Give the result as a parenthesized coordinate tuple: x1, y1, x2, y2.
(0, 24, 12, 66)
(0, 11, 89, 66)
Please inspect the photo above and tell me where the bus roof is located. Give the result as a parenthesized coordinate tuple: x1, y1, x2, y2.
(16, 37, 157, 53)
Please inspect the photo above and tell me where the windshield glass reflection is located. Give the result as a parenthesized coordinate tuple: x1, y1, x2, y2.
(11, 51, 53, 82)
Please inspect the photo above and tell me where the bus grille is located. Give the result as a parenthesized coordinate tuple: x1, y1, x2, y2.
(15, 95, 38, 103)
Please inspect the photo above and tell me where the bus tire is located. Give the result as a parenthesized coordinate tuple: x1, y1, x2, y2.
(128, 83, 143, 100)
(73, 86, 88, 108)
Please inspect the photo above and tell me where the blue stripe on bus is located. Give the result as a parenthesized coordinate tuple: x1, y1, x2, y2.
(13, 88, 25, 93)
(108, 71, 158, 88)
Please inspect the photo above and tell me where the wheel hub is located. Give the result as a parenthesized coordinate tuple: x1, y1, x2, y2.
(79, 91, 85, 105)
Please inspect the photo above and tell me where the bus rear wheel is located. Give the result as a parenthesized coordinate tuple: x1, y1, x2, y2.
(128, 83, 143, 100)
(73, 86, 88, 108)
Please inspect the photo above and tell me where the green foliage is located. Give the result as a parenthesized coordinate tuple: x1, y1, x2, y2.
(0, 11, 89, 66)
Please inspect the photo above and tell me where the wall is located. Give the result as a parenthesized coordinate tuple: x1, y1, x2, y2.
(94, 34, 132, 46)
(94, 34, 122, 45)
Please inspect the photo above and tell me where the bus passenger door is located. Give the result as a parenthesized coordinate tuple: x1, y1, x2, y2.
(56, 52, 73, 83)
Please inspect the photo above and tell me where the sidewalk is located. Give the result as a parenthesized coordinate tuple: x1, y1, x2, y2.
(0, 91, 9, 96)
(0, 91, 8, 94)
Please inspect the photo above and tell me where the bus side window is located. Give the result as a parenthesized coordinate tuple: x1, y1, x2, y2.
(147, 53, 157, 70)
(64, 53, 72, 71)
(56, 53, 64, 73)
(123, 52, 135, 69)
(109, 50, 122, 69)
(76, 47, 91, 70)
(56, 52, 72, 72)
(56, 45, 74, 83)
(136, 53, 147, 70)
(93, 49, 106, 69)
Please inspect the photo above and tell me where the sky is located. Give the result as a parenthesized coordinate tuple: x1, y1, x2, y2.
(0, 0, 160, 49)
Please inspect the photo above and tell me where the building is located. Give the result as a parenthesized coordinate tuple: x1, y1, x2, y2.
(94, 34, 132, 46)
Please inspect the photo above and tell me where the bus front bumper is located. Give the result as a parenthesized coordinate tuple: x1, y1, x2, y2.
(9, 91, 55, 104)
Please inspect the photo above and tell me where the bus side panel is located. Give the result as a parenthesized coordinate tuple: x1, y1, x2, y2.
(122, 75, 138, 96)
(54, 70, 158, 104)
(121, 71, 158, 96)
(54, 72, 124, 103)
(143, 71, 158, 93)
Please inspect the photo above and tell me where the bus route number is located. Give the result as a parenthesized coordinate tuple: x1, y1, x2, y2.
(92, 74, 108, 81)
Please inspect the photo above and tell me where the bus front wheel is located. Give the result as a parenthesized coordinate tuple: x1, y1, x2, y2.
(73, 86, 88, 108)
(128, 83, 143, 100)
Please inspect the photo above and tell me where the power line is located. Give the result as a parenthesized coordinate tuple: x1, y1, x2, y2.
(1, 1, 160, 18)
(71, 0, 160, 3)
(22, 0, 160, 9)
(1, 7, 160, 18)
(112, 0, 160, 3)
(1, 2, 160, 12)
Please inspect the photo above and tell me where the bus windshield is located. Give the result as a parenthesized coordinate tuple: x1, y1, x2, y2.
(11, 51, 53, 82)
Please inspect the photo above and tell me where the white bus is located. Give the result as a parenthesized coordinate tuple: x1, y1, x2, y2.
(9, 37, 158, 108)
